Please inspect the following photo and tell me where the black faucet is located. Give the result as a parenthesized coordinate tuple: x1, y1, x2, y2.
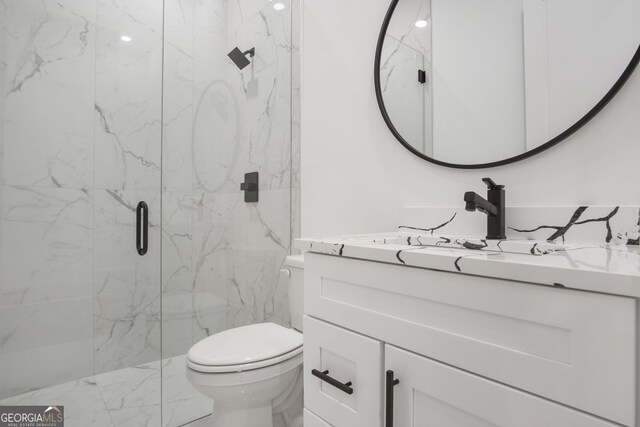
(464, 178, 506, 240)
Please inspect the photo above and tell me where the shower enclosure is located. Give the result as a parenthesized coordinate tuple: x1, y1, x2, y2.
(0, 0, 299, 425)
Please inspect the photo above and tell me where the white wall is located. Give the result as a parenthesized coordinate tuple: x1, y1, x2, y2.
(300, 0, 640, 238)
(542, 0, 640, 138)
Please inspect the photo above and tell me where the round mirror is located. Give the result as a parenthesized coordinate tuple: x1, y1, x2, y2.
(375, 0, 640, 168)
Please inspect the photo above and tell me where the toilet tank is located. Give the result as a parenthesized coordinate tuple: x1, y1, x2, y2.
(285, 254, 304, 332)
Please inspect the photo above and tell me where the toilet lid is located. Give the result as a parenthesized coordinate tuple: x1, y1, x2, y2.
(187, 323, 303, 367)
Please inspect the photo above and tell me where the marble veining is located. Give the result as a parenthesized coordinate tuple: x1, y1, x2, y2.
(297, 235, 640, 297)
(93, 189, 161, 374)
(379, 0, 433, 155)
(297, 206, 640, 298)
(0, 354, 207, 427)
(400, 205, 640, 246)
(93, 0, 163, 192)
(0, 185, 94, 398)
(392, 234, 579, 256)
(507, 206, 633, 244)
(3, 0, 96, 190)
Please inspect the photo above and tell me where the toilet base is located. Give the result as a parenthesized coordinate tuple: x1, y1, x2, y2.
(185, 327, 304, 427)
(211, 402, 273, 427)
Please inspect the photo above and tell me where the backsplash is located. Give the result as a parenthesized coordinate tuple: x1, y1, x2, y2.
(400, 206, 640, 246)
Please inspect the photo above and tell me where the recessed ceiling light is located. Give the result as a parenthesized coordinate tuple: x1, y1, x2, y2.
(120, 35, 132, 42)
(273, 2, 286, 11)
(415, 20, 428, 28)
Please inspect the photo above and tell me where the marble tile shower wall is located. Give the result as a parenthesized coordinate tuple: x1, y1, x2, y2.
(161, 0, 295, 361)
(0, 0, 164, 398)
(0, 0, 298, 407)
(160, 1, 296, 423)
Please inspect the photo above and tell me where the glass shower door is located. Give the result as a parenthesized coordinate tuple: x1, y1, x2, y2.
(0, 1, 163, 425)
(161, 0, 295, 425)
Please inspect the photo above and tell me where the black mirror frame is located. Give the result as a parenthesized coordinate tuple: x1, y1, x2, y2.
(374, 0, 640, 169)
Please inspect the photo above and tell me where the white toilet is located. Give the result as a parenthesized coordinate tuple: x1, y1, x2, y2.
(186, 255, 305, 427)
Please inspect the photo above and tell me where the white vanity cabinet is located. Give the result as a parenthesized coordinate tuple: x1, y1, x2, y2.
(302, 252, 638, 427)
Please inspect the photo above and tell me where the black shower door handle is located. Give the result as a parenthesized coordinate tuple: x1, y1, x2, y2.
(385, 370, 400, 427)
(136, 201, 148, 256)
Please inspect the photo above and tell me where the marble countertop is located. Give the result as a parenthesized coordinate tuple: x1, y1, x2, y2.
(295, 233, 640, 298)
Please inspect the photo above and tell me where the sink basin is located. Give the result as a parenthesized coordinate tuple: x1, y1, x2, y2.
(383, 234, 576, 256)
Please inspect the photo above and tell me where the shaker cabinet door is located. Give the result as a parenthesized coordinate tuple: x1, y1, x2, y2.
(304, 315, 383, 427)
(385, 344, 618, 427)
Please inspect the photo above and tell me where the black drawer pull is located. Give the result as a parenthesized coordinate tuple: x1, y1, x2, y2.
(311, 369, 354, 395)
(385, 370, 400, 427)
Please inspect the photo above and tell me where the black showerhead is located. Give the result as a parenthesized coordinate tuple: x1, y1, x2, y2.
(228, 47, 255, 70)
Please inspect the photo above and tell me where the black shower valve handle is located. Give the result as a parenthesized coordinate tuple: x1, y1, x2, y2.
(240, 182, 257, 191)
(240, 172, 259, 203)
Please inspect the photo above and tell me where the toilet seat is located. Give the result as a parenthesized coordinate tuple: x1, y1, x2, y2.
(187, 351, 303, 389)
(187, 345, 303, 373)
(187, 323, 303, 374)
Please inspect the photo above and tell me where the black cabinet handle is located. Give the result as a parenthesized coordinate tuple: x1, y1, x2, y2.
(311, 369, 354, 395)
(385, 370, 400, 427)
(136, 201, 148, 256)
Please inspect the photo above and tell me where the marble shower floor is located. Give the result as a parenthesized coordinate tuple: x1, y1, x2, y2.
(0, 355, 210, 427)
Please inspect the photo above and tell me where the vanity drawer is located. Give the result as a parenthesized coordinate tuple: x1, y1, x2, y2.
(305, 253, 636, 425)
(303, 315, 383, 427)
